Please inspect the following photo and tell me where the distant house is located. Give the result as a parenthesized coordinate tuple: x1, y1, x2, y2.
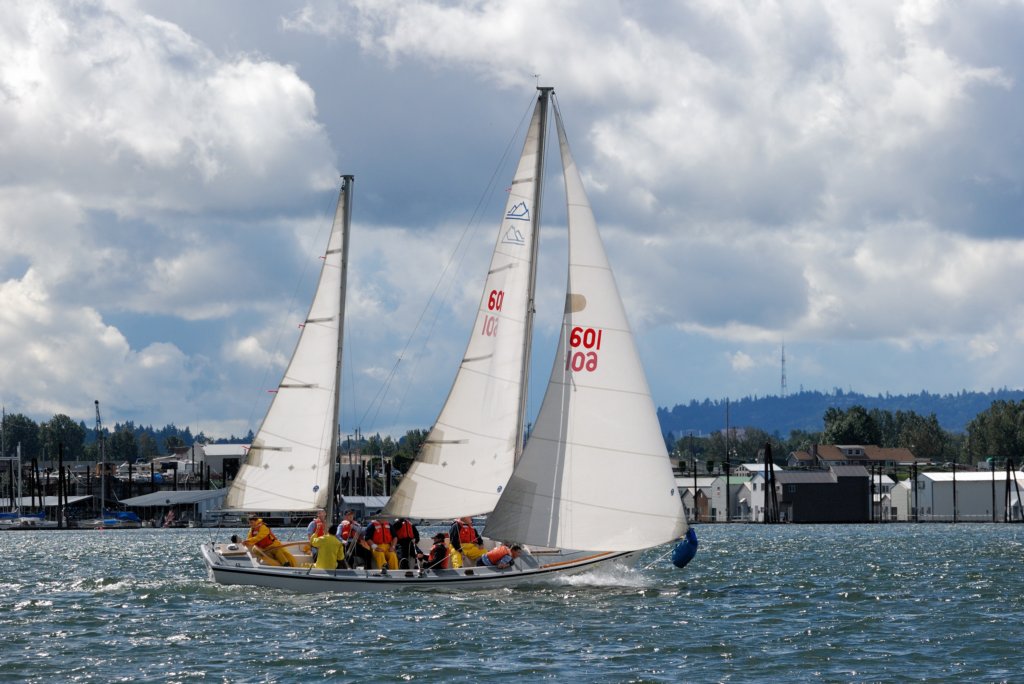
(774, 465, 870, 523)
(708, 475, 750, 522)
(676, 476, 715, 523)
(787, 444, 918, 470)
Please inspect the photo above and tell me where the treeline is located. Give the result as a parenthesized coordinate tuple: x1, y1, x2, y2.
(659, 388, 1024, 436)
(0, 412, 254, 463)
(669, 400, 1024, 470)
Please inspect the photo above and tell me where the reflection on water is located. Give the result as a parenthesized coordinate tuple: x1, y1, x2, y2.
(1, 524, 1023, 682)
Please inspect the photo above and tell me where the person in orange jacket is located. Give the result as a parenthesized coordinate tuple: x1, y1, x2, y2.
(365, 518, 399, 571)
(477, 544, 521, 569)
(449, 516, 485, 566)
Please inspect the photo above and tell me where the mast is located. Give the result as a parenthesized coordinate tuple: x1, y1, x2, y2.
(514, 86, 552, 461)
(327, 175, 353, 524)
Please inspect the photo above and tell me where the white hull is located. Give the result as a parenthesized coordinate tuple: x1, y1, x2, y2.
(201, 542, 640, 593)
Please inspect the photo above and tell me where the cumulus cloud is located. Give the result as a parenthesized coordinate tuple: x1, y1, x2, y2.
(0, 0, 341, 430)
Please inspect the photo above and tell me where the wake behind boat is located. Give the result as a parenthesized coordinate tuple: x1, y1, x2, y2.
(202, 88, 692, 592)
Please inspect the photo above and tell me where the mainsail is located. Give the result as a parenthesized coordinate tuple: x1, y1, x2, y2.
(484, 101, 688, 552)
(224, 176, 352, 514)
(383, 97, 549, 519)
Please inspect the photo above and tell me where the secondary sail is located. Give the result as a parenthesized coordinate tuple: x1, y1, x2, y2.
(485, 102, 688, 552)
(225, 177, 351, 513)
(383, 100, 547, 519)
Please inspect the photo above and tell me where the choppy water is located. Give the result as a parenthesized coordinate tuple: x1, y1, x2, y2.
(2, 524, 1022, 682)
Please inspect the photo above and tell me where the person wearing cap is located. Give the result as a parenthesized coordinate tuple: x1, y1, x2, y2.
(424, 532, 449, 569)
(243, 515, 297, 567)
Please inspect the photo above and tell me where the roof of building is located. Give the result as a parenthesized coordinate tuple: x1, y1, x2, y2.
(920, 472, 1024, 483)
(120, 488, 227, 506)
(775, 471, 837, 484)
(200, 444, 249, 456)
(675, 477, 717, 488)
(1, 495, 92, 507)
(737, 463, 783, 473)
(791, 445, 917, 464)
(830, 465, 870, 477)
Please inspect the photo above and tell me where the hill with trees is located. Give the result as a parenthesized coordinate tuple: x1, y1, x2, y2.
(658, 388, 1024, 438)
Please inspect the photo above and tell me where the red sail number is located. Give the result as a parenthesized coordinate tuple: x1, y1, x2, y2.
(481, 290, 504, 337)
(488, 290, 504, 311)
(566, 326, 603, 372)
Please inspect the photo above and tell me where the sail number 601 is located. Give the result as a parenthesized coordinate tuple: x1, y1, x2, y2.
(566, 326, 603, 372)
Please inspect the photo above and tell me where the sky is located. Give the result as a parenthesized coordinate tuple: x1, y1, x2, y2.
(2, 0, 1024, 441)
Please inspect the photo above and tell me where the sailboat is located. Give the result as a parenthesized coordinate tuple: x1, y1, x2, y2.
(201, 89, 691, 592)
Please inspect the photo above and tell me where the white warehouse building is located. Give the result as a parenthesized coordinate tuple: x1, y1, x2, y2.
(911, 471, 1024, 522)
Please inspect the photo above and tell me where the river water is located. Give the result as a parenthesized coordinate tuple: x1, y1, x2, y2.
(1, 524, 1022, 682)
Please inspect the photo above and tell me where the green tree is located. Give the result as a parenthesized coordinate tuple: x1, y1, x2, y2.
(895, 412, 947, 463)
(108, 428, 138, 462)
(40, 413, 87, 461)
(138, 433, 158, 459)
(822, 406, 881, 445)
(1, 412, 41, 462)
(965, 400, 1024, 466)
(393, 429, 428, 472)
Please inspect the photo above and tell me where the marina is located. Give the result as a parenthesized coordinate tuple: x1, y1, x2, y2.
(2, 524, 1022, 681)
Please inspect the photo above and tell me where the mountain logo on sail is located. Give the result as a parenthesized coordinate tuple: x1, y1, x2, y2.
(502, 225, 526, 245)
(505, 202, 530, 220)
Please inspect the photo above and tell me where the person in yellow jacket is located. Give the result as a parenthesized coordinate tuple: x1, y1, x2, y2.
(449, 516, 485, 567)
(244, 515, 297, 567)
(309, 531, 346, 570)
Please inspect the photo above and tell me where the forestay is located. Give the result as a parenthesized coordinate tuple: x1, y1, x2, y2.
(484, 102, 688, 552)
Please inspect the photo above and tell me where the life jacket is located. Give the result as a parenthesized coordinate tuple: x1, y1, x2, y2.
(309, 518, 326, 538)
(252, 524, 278, 549)
(456, 520, 478, 544)
(485, 545, 511, 565)
(368, 520, 392, 545)
(429, 542, 449, 569)
(394, 519, 415, 540)
(339, 519, 354, 540)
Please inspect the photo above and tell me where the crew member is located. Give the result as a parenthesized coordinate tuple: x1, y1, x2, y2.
(365, 517, 399, 571)
(449, 516, 485, 567)
(306, 508, 328, 560)
(424, 532, 449, 570)
(392, 517, 421, 569)
(309, 530, 346, 570)
(477, 544, 521, 569)
(337, 509, 373, 569)
(244, 515, 297, 567)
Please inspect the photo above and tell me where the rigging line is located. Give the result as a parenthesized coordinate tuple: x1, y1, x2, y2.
(244, 187, 339, 436)
(358, 94, 539, 434)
